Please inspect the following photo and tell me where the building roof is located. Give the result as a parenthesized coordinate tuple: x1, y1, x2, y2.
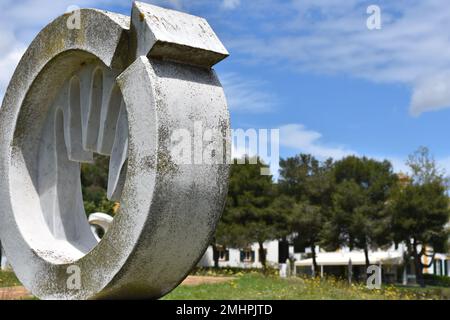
(295, 251, 403, 267)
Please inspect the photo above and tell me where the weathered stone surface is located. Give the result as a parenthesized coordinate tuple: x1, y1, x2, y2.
(131, 1, 229, 67)
(0, 2, 229, 300)
(89, 213, 114, 242)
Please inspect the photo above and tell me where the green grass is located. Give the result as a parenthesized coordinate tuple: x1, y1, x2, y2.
(394, 284, 450, 300)
(1, 269, 448, 300)
(0, 270, 21, 288)
(164, 273, 449, 300)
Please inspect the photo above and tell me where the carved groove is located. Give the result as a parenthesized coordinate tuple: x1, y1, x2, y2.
(48, 63, 128, 203)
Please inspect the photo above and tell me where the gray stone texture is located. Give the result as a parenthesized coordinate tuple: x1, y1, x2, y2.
(0, 2, 229, 299)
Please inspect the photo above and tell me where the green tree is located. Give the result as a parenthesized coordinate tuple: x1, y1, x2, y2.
(288, 201, 323, 275)
(326, 156, 397, 269)
(389, 147, 450, 287)
(279, 154, 335, 276)
(80, 154, 116, 216)
(215, 156, 278, 270)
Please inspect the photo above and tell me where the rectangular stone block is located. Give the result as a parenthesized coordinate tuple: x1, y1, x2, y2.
(132, 1, 229, 68)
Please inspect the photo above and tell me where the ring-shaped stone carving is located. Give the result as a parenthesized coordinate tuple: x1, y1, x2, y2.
(0, 2, 229, 299)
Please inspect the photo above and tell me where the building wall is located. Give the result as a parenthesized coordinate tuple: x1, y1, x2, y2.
(425, 253, 450, 276)
(198, 240, 288, 269)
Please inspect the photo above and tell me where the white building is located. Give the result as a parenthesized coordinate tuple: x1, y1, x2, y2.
(198, 240, 294, 269)
(295, 244, 449, 283)
(198, 238, 449, 284)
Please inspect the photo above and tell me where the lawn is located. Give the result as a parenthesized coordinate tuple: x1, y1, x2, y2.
(1, 270, 449, 300)
(0, 271, 21, 288)
(164, 273, 450, 300)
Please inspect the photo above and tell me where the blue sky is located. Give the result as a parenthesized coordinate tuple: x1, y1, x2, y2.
(1, 0, 450, 174)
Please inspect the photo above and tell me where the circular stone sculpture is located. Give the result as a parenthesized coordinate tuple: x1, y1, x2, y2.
(0, 2, 230, 299)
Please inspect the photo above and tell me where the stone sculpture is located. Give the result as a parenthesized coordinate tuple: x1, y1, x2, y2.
(88, 213, 114, 242)
(0, 2, 229, 299)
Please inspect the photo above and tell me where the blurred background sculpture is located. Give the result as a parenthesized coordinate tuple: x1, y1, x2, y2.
(0, 2, 229, 299)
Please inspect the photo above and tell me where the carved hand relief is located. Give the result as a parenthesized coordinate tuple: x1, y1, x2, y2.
(0, 2, 229, 299)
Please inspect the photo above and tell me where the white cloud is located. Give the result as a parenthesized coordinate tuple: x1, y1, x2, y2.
(219, 73, 275, 113)
(221, 0, 241, 10)
(3, 1, 450, 117)
(231, 123, 450, 177)
(226, 0, 450, 116)
(279, 124, 357, 160)
(410, 72, 450, 116)
(277, 124, 438, 175)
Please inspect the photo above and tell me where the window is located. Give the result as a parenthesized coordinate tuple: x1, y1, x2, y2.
(433, 259, 442, 276)
(218, 248, 229, 262)
(240, 249, 255, 263)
